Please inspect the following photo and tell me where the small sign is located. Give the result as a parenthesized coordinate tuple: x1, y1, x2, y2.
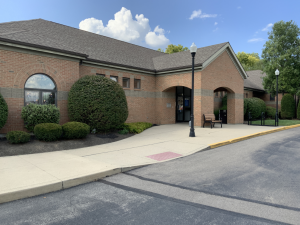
(167, 103, 171, 108)
(184, 99, 190, 107)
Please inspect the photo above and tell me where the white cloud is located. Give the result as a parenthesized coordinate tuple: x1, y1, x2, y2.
(237, 6, 241, 9)
(214, 22, 218, 25)
(79, 7, 169, 48)
(145, 26, 170, 48)
(213, 27, 219, 32)
(189, 9, 217, 20)
(262, 23, 273, 31)
(248, 38, 264, 42)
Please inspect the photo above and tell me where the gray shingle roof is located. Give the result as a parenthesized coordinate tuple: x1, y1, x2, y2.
(0, 19, 230, 72)
(245, 70, 266, 91)
(153, 42, 228, 71)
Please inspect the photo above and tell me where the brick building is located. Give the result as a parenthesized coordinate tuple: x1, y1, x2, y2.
(0, 19, 248, 133)
(243, 70, 283, 109)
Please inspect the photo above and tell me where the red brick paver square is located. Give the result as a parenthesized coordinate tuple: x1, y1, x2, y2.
(146, 152, 182, 161)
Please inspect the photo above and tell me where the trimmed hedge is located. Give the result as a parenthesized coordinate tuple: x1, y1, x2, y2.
(6, 131, 30, 144)
(68, 75, 128, 131)
(0, 92, 8, 129)
(266, 106, 276, 119)
(62, 122, 90, 139)
(123, 122, 152, 134)
(244, 97, 266, 119)
(34, 123, 62, 142)
(297, 100, 300, 119)
(21, 104, 60, 132)
(281, 94, 295, 119)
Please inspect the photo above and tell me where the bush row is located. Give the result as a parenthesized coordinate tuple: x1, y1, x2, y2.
(122, 122, 152, 134)
(7, 122, 90, 143)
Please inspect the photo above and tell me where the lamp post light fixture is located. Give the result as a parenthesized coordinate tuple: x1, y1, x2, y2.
(189, 43, 197, 137)
(275, 69, 280, 126)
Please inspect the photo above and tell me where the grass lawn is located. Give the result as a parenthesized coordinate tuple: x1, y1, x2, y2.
(251, 119, 300, 126)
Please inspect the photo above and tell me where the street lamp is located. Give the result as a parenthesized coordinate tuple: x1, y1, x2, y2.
(189, 43, 197, 137)
(275, 69, 280, 126)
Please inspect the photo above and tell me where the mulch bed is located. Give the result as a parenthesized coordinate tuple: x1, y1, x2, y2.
(0, 132, 134, 157)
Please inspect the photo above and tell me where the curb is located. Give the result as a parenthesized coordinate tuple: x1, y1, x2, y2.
(209, 124, 300, 149)
(0, 165, 142, 205)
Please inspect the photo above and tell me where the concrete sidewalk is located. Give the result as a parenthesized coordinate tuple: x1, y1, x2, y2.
(0, 124, 292, 204)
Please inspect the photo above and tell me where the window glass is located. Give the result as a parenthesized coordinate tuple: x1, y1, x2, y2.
(96, 73, 105, 77)
(25, 74, 56, 90)
(270, 94, 275, 101)
(215, 92, 218, 97)
(134, 79, 141, 89)
(25, 91, 39, 105)
(24, 74, 57, 106)
(110, 76, 118, 82)
(42, 92, 56, 105)
(123, 78, 130, 88)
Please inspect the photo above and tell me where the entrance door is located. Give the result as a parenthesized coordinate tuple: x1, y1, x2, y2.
(176, 87, 191, 122)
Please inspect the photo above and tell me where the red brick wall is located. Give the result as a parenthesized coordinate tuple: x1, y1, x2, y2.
(199, 51, 244, 125)
(0, 49, 79, 133)
(0, 47, 246, 133)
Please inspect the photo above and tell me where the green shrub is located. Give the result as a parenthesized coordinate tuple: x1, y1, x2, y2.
(214, 109, 219, 120)
(244, 98, 249, 116)
(21, 104, 60, 132)
(62, 122, 90, 139)
(244, 97, 266, 119)
(118, 129, 129, 135)
(281, 94, 295, 119)
(68, 75, 128, 131)
(266, 106, 276, 119)
(123, 122, 152, 134)
(0, 92, 8, 129)
(297, 101, 300, 119)
(34, 123, 62, 141)
(6, 131, 30, 144)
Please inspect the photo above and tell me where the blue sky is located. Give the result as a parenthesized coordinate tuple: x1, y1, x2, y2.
(1, 0, 299, 57)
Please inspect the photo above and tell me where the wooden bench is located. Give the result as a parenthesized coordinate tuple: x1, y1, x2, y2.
(203, 114, 222, 129)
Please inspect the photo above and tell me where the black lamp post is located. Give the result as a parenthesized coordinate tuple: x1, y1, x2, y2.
(189, 43, 197, 137)
(275, 69, 280, 126)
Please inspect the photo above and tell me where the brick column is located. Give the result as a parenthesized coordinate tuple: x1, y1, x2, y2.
(227, 93, 244, 124)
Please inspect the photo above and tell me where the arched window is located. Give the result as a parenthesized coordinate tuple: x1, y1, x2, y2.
(24, 74, 57, 105)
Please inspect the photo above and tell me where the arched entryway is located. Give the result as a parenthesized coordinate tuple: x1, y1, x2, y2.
(214, 87, 228, 123)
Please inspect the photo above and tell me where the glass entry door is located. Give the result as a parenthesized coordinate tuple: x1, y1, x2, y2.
(176, 86, 191, 122)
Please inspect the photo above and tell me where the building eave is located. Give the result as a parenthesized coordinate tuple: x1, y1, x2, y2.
(0, 37, 88, 59)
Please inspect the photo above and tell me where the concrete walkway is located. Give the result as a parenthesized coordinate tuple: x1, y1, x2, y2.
(0, 124, 287, 204)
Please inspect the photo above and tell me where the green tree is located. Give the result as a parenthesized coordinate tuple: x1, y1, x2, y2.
(236, 52, 262, 71)
(261, 20, 300, 96)
(158, 44, 189, 54)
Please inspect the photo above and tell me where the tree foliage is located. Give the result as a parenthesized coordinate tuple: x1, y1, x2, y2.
(236, 52, 263, 71)
(158, 44, 189, 54)
(261, 20, 300, 96)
